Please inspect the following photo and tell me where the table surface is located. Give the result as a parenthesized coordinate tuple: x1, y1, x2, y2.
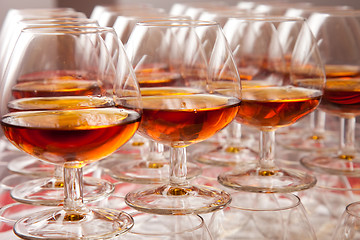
(0, 115, 359, 240)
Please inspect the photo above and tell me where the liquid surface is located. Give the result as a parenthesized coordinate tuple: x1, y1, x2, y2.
(137, 72, 182, 88)
(236, 86, 321, 129)
(136, 92, 240, 147)
(321, 78, 360, 117)
(8, 96, 114, 112)
(12, 79, 102, 98)
(2, 108, 140, 166)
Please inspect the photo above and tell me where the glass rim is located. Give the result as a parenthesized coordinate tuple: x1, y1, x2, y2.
(21, 25, 115, 34)
(286, 5, 352, 12)
(10, 8, 75, 14)
(202, 9, 255, 17)
(346, 201, 360, 218)
(0, 202, 24, 224)
(19, 17, 98, 24)
(99, 3, 156, 11)
(136, 19, 219, 27)
(316, 185, 360, 191)
(129, 212, 205, 236)
(316, 180, 360, 191)
(0, 202, 55, 225)
(230, 192, 301, 211)
(115, 15, 190, 21)
(309, 9, 360, 17)
(227, 15, 306, 23)
(17, 12, 86, 19)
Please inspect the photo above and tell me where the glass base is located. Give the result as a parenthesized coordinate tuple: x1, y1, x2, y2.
(127, 211, 208, 238)
(277, 130, 338, 152)
(187, 140, 219, 159)
(195, 145, 258, 167)
(125, 184, 231, 215)
(106, 160, 202, 184)
(301, 153, 360, 176)
(218, 167, 317, 193)
(0, 202, 57, 226)
(1, 174, 34, 190)
(7, 156, 98, 177)
(115, 133, 149, 157)
(14, 207, 133, 240)
(11, 176, 114, 206)
(7, 156, 55, 178)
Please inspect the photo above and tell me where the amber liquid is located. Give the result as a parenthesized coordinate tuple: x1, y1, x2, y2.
(1, 108, 140, 166)
(236, 86, 321, 129)
(137, 71, 182, 88)
(8, 96, 113, 112)
(319, 65, 360, 117)
(134, 90, 240, 147)
(12, 70, 103, 99)
(321, 78, 360, 117)
(236, 56, 285, 82)
(17, 70, 96, 82)
(140, 87, 203, 96)
(12, 79, 101, 99)
(134, 63, 183, 88)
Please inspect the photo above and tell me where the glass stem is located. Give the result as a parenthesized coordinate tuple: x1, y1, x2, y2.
(313, 110, 326, 137)
(54, 165, 63, 180)
(63, 167, 86, 215)
(228, 122, 242, 145)
(147, 141, 165, 162)
(0, 136, 6, 153)
(339, 117, 356, 158)
(224, 122, 243, 153)
(308, 111, 315, 130)
(169, 147, 188, 187)
(259, 130, 277, 171)
(51, 165, 65, 188)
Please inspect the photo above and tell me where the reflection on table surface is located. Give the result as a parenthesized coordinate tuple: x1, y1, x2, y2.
(0, 121, 360, 240)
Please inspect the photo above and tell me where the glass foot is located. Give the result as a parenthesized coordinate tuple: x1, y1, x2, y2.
(0, 202, 56, 226)
(105, 160, 202, 184)
(127, 211, 208, 238)
(115, 133, 149, 157)
(11, 176, 114, 206)
(187, 140, 219, 158)
(1, 174, 34, 191)
(218, 167, 317, 193)
(195, 144, 258, 167)
(7, 155, 98, 177)
(14, 207, 133, 240)
(277, 130, 338, 152)
(7, 155, 55, 177)
(125, 184, 231, 215)
(301, 153, 360, 176)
